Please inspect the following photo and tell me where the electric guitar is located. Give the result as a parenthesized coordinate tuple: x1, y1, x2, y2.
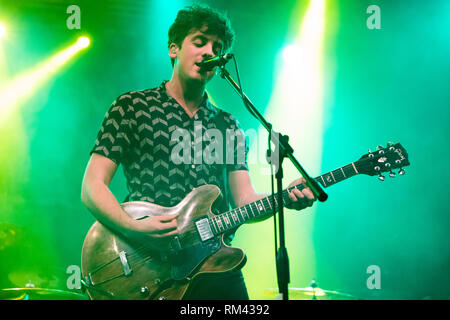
(81, 142, 409, 300)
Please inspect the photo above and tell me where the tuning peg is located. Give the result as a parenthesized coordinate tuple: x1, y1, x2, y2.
(378, 174, 385, 181)
(387, 142, 396, 151)
(377, 145, 385, 154)
(398, 168, 405, 175)
(389, 170, 396, 178)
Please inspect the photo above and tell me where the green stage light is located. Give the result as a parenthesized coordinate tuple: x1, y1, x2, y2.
(0, 23, 5, 39)
(238, 0, 328, 299)
(76, 36, 90, 49)
(0, 36, 90, 124)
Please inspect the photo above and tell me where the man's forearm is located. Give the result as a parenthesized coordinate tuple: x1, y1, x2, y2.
(81, 180, 135, 236)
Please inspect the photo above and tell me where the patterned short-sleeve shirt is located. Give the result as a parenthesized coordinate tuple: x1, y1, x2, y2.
(91, 81, 248, 213)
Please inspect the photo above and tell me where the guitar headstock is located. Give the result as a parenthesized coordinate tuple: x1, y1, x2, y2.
(356, 142, 410, 180)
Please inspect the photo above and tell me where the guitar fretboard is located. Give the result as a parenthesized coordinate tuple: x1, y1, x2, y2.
(208, 162, 359, 236)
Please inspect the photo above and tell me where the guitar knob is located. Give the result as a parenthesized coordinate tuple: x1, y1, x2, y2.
(140, 286, 150, 297)
(398, 168, 405, 175)
(378, 174, 385, 181)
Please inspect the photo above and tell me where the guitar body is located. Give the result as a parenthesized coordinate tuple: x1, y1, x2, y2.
(81, 185, 246, 300)
(81, 142, 409, 299)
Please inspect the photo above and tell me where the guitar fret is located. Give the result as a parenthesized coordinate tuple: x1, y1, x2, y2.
(340, 167, 346, 178)
(272, 195, 278, 209)
(248, 203, 255, 217)
(258, 200, 265, 215)
(253, 202, 261, 216)
(262, 197, 272, 212)
(234, 209, 242, 224)
(240, 207, 250, 221)
(351, 162, 358, 174)
(223, 213, 231, 228)
(320, 175, 327, 187)
(227, 211, 234, 225)
(204, 159, 371, 238)
(236, 208, 243, 222)
(330, 171, 336, 183)
(215, 216, 224, 232)
(244, 204, 254, 220)
(210, 218, 218, 235)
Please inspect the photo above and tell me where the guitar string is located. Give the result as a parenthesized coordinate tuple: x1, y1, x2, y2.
(94, 161, 389, 273)
(106, 172, 343, 266)
(97, 186, 301, 272)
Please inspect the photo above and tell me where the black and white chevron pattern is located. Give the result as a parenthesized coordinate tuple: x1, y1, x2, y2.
(91, 81, 248, 211)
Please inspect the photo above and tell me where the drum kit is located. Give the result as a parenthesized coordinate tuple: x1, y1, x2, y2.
(263, 280, 359, 300)
(0, 223, 87, 300)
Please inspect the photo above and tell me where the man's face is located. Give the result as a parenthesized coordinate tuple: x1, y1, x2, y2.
(170, 26, 224, 84)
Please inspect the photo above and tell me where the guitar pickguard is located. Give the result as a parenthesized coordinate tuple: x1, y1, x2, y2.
(170, 237, 221, 281)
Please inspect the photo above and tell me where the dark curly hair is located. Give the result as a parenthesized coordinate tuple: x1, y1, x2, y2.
(168, 4, 235, 67)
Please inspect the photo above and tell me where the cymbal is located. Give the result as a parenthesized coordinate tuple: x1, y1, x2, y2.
(0, 288, 88, 300)
(8, 270, 62, 288)
(263, 287, 358, 300)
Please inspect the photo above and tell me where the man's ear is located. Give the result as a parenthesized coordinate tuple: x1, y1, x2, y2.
(169, 43, 178, 58)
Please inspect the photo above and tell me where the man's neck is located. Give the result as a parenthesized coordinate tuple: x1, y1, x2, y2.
(166, 75, 205, 117)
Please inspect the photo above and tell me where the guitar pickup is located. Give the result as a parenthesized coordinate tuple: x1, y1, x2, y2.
(195, 217, 214, 242)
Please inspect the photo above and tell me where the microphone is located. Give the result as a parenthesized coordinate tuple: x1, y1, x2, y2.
(196, 53, 234, 71)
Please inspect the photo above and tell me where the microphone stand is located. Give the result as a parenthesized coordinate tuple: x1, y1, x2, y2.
(219, 66, 328, 300)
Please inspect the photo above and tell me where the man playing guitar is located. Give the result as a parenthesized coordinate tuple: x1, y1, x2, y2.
(81, 4, 315, 300)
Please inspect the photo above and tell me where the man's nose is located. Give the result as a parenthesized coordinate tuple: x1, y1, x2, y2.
(202, 42, 215, 58)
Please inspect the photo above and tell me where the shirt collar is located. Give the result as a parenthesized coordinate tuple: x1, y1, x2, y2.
(158, 80, 216, 119)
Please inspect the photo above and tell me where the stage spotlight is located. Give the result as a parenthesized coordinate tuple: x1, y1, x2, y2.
(0, 37, 91, 123)
(243, 0, 327, 298)
(282, 44, 302, 64)
(76, 36, 90, 49)
(0, 23, 5, 39)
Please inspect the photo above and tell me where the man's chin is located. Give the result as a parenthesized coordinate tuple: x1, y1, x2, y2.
(190, 72, 214, 84)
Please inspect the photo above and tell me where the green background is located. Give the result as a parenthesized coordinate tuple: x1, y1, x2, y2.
(0, 0, 448, 299)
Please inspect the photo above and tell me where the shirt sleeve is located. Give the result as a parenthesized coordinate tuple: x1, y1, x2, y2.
(90, 95, 134, 165)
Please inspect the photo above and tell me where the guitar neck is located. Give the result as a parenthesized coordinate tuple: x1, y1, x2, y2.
(208, 162, 360, 236)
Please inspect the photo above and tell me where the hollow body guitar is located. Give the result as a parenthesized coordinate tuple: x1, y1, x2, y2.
(81, 143, 409, 300)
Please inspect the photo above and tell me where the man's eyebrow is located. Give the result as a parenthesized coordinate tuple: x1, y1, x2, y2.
(192, 34, 207, 41)
(192, 34, 222, 45)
